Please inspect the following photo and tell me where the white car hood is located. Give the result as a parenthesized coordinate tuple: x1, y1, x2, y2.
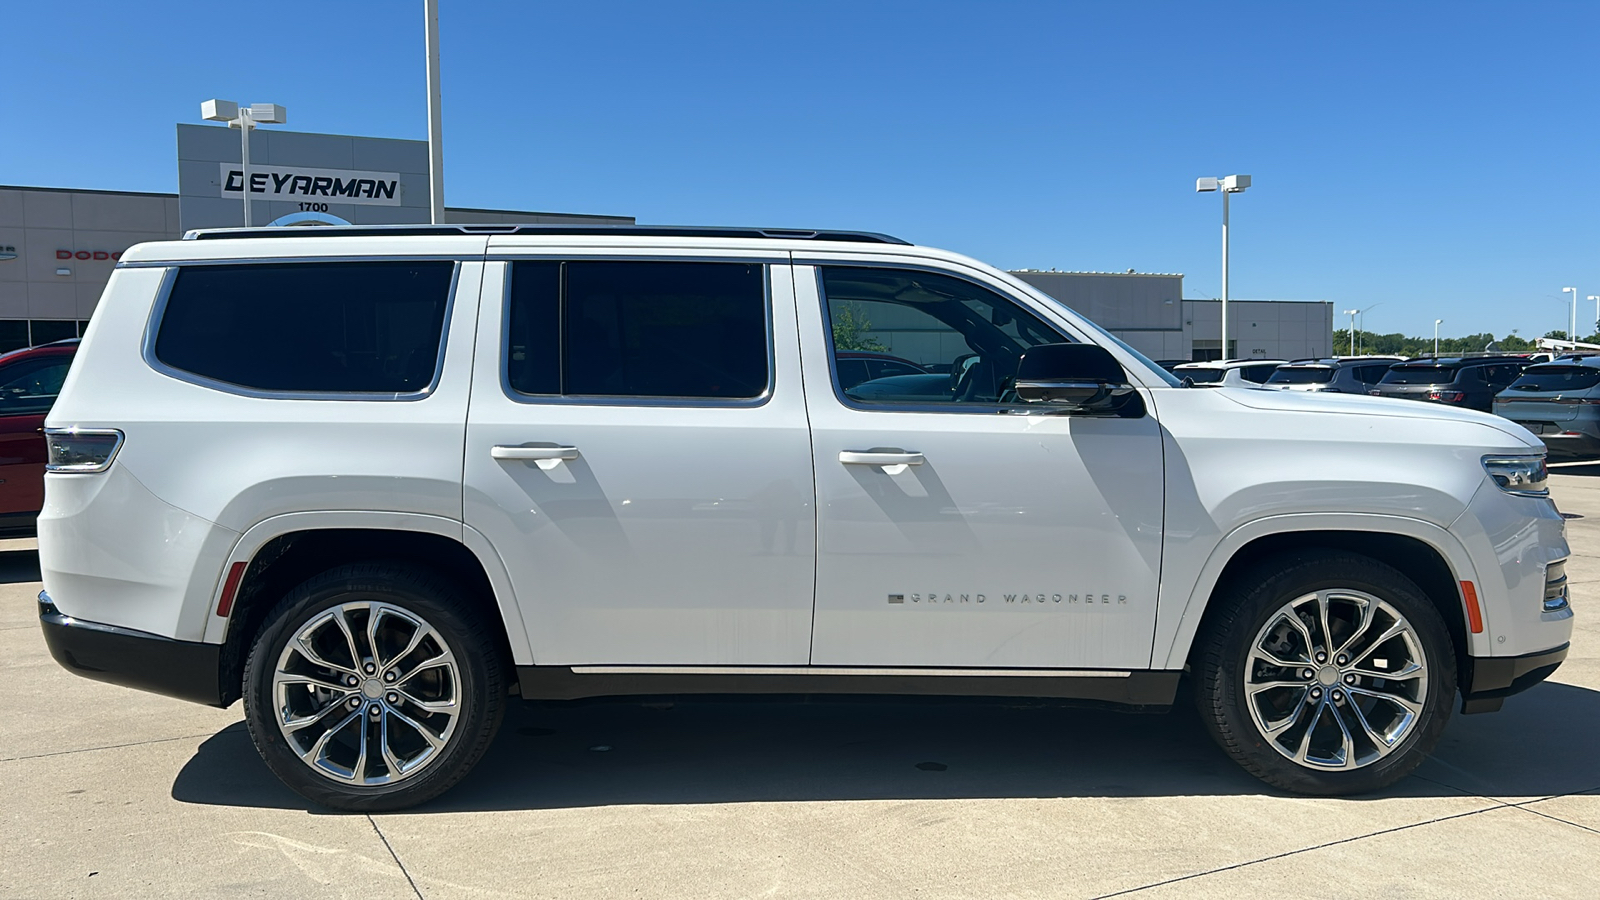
(1215, 386, 1541, 448)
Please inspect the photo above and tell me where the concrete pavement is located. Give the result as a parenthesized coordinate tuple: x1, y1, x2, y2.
(3, 476, 1598, 899)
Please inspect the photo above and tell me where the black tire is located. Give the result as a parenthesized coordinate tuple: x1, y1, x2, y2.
(242, 562, 506, 811)
(1193, 551, 1456, 795)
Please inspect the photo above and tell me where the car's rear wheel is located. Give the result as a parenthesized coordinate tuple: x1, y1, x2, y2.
(242, 563, 505, 811)
(1193, 551, 1456, 794)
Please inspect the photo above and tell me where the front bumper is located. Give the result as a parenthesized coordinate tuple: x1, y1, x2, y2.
(38, 591, 227, 707)
(1458, 643, 1569, 714)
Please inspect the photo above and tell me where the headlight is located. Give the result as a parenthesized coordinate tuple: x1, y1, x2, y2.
(1482, 454, 1549, 497)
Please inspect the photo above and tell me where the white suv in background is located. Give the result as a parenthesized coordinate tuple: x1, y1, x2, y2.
(1172, 358, 1286, 388)
(40, 225, 1572, 810)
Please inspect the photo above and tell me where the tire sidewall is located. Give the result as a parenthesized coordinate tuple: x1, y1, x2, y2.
(242, 564, 502, 811)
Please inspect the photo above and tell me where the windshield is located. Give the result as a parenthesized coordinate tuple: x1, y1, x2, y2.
(1381, 364, 1458, 385)
(1267, 366, 1334, 385)
(1176, 368, 1225, 383)
(1507, 366, 1600, 393)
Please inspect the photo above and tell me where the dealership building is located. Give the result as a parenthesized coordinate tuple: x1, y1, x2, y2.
(4, 123, 1329, 362)
(1012, 270, 1333, 362)
(0, 124, 631, 353)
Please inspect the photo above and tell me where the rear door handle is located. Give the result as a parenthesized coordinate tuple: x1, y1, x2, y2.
(839, 450, 924, 466)
(491, 445, 579, 461)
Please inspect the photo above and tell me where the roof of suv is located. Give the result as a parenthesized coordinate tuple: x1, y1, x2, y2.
(1397, 356, 1529, 366)
(1173, 359, 1287, 371)
(1526, 356, 1600, 370)
(182, 224, 912, 244)
(1280, 357, 1403, 368)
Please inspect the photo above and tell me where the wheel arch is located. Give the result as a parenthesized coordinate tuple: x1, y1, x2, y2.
(1159, 515, 1488, 676)
(205, 512, 530, 706)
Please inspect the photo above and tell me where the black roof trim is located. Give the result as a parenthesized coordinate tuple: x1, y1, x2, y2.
(184, 224, 911, 245)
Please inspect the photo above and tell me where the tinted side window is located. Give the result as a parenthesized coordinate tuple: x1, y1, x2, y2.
(1358, 365, 1390, 384)
(0, 358, 71, 416)
(1243, 364, 1278, 383)
(819, 266, 1065, 407)
(507, 261, 768, 400)
(156, 262, 455, 393)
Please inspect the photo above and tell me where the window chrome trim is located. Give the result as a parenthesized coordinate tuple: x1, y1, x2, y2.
(140, 260, 463, 402)
(486, 252, 791, 265)
(117, 254, 469, 269)
(497, 260, 777, 409)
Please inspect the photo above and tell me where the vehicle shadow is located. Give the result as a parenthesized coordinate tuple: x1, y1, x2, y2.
(0, 550, 41, 585)
(170, 679, 1600, 814)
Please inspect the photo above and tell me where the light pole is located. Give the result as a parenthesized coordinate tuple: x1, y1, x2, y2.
(1563, 287, 1577, 342)
(1196, 174, 1251, 360)
(1589, 295, 1599, 340)
(424, 0, 445, 224)
(1343, 309, 1359, 356)
(201, 99, 287, 227)
(1434, 319, 1443, 357)
(1355, 302, 1383, 354)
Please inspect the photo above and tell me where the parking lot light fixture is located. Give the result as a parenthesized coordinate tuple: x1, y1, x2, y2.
(1196, 175, 1251, 361)
(201, 99, 288, 227)
(1434, 319, 1443, 357)
(1563, 287, 1578, 341)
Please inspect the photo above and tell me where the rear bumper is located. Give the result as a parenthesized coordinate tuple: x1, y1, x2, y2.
(1459, 643, 1568, 714)
(38, 591, 227, 707)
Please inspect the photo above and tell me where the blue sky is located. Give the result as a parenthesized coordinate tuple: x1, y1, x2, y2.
(3, 1, 1596, 339)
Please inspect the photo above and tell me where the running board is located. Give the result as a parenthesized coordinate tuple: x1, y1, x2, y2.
(515, 665, 1181, 707)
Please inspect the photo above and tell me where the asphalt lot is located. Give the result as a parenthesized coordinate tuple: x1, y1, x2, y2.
(3, 479, 1598, 900)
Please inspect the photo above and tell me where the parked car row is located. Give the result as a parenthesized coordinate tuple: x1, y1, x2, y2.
(0, 339, 79, 536)
(1162, 352, 1600, 460)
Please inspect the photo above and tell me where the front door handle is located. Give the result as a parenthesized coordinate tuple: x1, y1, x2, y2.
(492, 445, 579, 461)
(839, 450, 924, 467)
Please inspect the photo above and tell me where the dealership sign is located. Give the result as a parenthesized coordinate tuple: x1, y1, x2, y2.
(219, 164, 402, 207)
(57, 249, 123, 261)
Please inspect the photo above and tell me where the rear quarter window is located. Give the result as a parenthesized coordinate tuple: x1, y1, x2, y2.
(154, 261, 456, 394)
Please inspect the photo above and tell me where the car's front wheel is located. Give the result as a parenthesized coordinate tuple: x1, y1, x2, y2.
(241, 563, 506, 811)
(1193, 551, 1456, 794)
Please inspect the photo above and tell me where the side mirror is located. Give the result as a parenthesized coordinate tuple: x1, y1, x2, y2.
(1013, 343, 1139, 414)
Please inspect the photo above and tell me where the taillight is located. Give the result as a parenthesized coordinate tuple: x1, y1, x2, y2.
(44, 428, 124, 473)
(1427, 390, 1466, 402)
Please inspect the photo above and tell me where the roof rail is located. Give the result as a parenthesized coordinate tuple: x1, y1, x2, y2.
(182, 223, 911, 245)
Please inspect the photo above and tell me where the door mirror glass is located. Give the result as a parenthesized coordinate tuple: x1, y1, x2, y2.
(1013, 343, 1138, 414)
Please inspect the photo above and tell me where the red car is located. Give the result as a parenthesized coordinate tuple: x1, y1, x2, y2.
(0, 339, 79, 536)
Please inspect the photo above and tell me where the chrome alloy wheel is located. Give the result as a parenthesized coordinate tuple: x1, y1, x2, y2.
(1244, 589, 1429, 770)
(272, 601, 461, 786)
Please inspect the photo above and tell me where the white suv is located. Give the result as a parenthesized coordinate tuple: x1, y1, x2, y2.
(39, 225, 1573, 810)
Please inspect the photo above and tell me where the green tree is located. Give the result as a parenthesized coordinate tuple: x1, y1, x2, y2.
(832, 303, 886, 352)
(1331, 329, 1538, 357)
